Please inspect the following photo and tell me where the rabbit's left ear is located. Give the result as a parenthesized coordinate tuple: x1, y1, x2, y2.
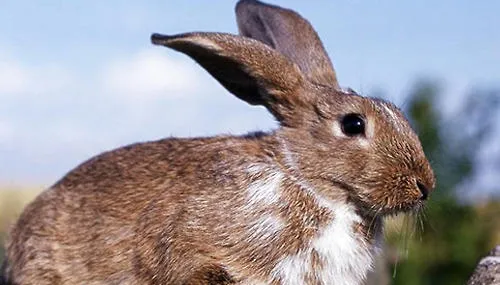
(236, 0, 339, 88)
(151, 32, 308, 123)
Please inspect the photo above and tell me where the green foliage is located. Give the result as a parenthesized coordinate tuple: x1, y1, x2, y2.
(387, 80, 500, 284)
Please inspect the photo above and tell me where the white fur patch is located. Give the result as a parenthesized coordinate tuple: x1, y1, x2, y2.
(244, 165, 283, 209)
(271, 252, 310, 285)
(331, 120, 345, 138)
(312, 203, 374, 285)
(271, 203, 375, 285)
(380, 102, 403, 132)
(248, 215, 284, 241)
(239, 280, 269, 285)
(246, 163, 267, 176)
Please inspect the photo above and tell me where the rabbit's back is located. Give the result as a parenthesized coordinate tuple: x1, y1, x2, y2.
(4, 135, 275, 284)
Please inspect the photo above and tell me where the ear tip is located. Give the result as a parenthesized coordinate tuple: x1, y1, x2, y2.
(236, 0, 258, 5)
(151, 33, 173, 45)
(236, 0, 261, 11)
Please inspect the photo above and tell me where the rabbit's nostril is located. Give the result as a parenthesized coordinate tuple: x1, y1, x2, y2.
(417, 181, 428, 200)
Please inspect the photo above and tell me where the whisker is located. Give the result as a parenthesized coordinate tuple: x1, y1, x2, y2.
(392, 213, 408, 279)
(417, 207, 425, 241)
(390, 203, 431, 280)
(368, 207, 381, 234)
(411, 211, 418, 239)
(404, 214, 412, 258)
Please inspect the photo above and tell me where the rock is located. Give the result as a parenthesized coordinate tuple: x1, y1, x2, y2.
(468, 246, 500, 285)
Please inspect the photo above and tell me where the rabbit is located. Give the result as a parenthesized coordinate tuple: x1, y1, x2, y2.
(1, 0, 435, 284)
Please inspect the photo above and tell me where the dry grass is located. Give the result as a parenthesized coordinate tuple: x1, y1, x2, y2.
(0, 186, 43, 230)
(0, 186, 44, 264)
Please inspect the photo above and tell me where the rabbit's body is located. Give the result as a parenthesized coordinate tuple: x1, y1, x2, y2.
(5, 134, 378, 284)
(2, 1, 435, 284)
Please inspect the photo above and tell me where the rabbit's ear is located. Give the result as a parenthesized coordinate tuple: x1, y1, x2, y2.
(236, 0, 339, 88)
(151, 32, 307, 122)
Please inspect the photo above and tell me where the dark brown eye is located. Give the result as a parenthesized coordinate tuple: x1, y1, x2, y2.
(341, 113, 365, 136)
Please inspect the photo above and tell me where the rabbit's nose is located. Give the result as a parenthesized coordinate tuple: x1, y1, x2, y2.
(416, 181, 429, 200)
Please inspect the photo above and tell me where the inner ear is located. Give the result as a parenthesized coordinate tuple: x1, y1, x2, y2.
(151, 32, 308, 123)
(236, 0, 339, 88)
(176, 43, 261, 105)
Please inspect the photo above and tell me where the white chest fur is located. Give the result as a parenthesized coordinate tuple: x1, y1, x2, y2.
(271, 203, 377, 285)
(312, 203, 376, 284)
(243, 161, 378, 284)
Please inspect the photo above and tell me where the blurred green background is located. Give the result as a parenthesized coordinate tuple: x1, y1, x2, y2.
(376, 80, 500, 285)
(1, 80, 499, 284)
(373, 80, 500, 284)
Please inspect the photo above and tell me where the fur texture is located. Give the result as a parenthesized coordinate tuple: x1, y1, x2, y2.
(2, 1, 435, 284)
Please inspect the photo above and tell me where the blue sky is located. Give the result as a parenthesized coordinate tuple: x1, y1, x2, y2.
(0, 1, 499, 194)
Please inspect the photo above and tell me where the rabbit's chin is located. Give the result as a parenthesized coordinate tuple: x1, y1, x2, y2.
(381, 201, 425, 217)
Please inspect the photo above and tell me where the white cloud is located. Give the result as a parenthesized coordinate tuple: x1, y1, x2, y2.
(0, 60, 27, 95)
(100, 49, 205, 101)
(0, 55, 74, 98)
(0, 120, 13, 143)
(0, 47, 278, 185)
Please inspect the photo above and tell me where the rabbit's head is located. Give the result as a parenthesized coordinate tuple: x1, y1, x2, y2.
(152, 0, 435, 217)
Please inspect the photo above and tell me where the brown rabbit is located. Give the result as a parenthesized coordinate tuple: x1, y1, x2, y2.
(1, 0, 435, 284)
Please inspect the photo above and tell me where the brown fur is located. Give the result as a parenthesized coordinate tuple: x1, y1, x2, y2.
(2, 1, 434, 284)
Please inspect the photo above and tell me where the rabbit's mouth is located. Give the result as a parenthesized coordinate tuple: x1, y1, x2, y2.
(343, 184, 428, 218)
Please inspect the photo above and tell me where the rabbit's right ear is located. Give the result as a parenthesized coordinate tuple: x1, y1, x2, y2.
(236, 0, 339, 88)
(151, 32, 308, 123)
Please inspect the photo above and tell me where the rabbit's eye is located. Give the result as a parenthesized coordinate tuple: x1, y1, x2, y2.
(341, 113, 365, 136)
